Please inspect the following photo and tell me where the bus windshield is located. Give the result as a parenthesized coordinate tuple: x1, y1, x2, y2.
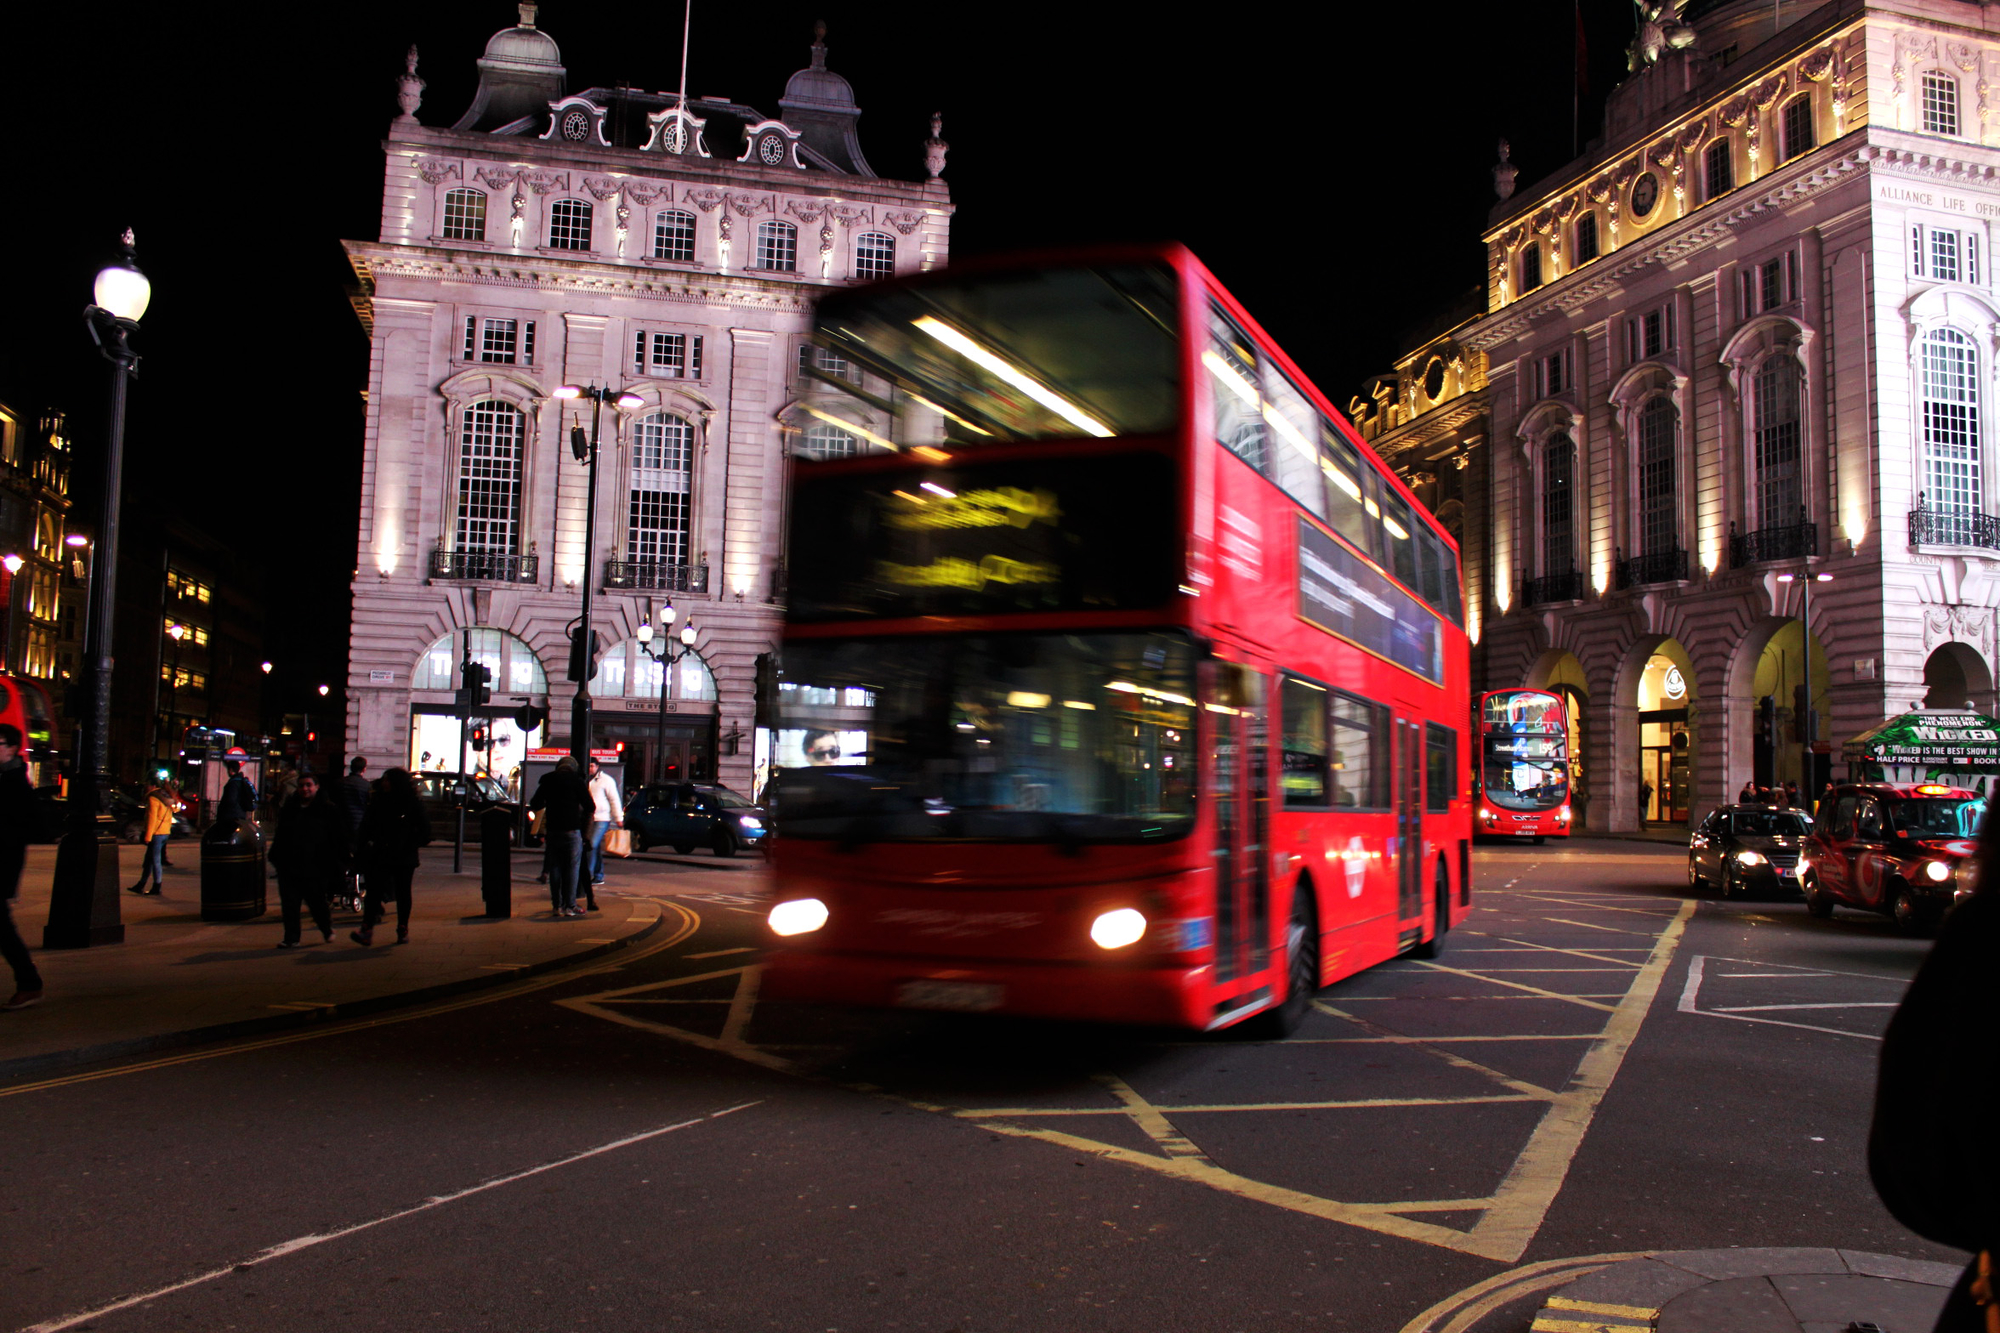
(1483, 736, 1568, 811)
(810, 263, 1182, 449)
(773, 631, 1197, 843)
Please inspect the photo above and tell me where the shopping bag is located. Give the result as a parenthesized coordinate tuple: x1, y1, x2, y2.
(605, 826, 633, 858)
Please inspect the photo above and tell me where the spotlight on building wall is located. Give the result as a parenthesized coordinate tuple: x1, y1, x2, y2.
(318, 684, 330, 696)
(0, 555, 23, 576)
(64, 535, 88, 548)
(261, 661, 273, 674)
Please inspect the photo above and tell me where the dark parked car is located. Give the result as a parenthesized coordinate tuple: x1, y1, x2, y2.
(1800, 782, 1982, 930)
(28, 788, 192, 844)
(624, 783, 767, 857)
(413, 772, 522, 843)
(1688, 804, 1813, 897)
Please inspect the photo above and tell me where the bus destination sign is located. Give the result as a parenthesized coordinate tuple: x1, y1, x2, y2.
(1295, 518, 1442, 684)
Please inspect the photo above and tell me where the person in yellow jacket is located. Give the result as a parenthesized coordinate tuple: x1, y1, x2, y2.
(128, 782, 175, 895)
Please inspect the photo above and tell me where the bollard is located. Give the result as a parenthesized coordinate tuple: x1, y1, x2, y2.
(479, 805, 513, 918)
(200, 819, 267, 921)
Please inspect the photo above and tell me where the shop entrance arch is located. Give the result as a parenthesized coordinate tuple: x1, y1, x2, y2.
(1628, 639, 1697, 826)
(1922, 641, 1994, 712)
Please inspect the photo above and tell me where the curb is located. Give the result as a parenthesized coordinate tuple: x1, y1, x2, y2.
(0, 908, 671, 1085)
(1531, 1248, 1962, 1332)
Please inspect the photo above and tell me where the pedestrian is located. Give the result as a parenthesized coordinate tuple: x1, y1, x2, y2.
(216, 753, 258, 832)
(0, 725, 43, 1011)
(269, 767, 348, 948)
(350, 767, 431, 947)
(1638, 777, 1653, 824)
(528, 757, 592, 919)
(127, 779, 175, 895)
(1869, 797, 2000, 1333)
(584, 758, 623, 905)
(1738, 779, 1757, 803)
(337, 757, 370, 834)
(1784, 780, 1800, 808)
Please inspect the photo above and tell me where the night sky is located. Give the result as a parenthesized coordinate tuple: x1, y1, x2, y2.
(0, 1, 1637, 697)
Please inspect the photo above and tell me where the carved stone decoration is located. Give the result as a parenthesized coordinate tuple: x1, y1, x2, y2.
(623, 181, 671, 206)
(1627, 0, 1696, 70)
(1612, 160, 1638, 188)
(923, 112, 949, 179)
(718, 214, 732, 242)
(683, 187, 725, 213)
(724, 192, 772, 217)
(415, 157, 460, 185)
(883, 210, 924, 235)
(581, 175, 622, 202)
(511, 193, 526, 222)
(1531, 209, 1555, 235)
(1720, 95, 1750, 128)
(1553, 196, 1577, 221)
(1493, 138, 1518, 201)
(1832, 41, 1850, 127)
(1951, 41, 1979, 73)
(1923, 603, 1993, 652)
(819, 224, 834, 255)
(1647, 138, 1677, 172)
(1754, 74, 1787, 110)
(521, 170, 568, 195)
(786, 199, 828, 223)
(1501, 225, 1525, 250)
(476, 166, 522, 191)
(1800, 48, 1833, 82)
(1678, 119, 1708, 153)
(827, 203, 872, 226)
(395, 45, 426, 124)
(1586, 176, 1612, 203)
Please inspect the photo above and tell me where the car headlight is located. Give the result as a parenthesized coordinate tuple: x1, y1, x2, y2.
(737, 816, 764, 831)
(1924, 860, 1952, 883)
(1089, 908, 1147, 949)
(1736, 850, 1766, 866)
(768, 898, 828, 936)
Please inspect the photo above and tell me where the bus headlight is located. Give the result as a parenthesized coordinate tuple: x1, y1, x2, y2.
(768, 898, 829, 936)
(1736, 850, 1766, 867)
(1089, 908, 1147, 949)
(1479, 807, 1495, 822)
(1924, 860, 1952, 883)
(1556, 806, 1571, 823)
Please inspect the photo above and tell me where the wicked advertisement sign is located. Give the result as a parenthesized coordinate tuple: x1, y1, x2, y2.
(1843, 711, 2000, 769)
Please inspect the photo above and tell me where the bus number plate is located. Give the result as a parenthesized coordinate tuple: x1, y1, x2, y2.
(896, 980, 1004, 1012)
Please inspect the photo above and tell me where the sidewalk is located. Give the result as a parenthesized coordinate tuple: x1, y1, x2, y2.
(0, 842, 673, 1080)
(1531, 1248, 1961, 1333)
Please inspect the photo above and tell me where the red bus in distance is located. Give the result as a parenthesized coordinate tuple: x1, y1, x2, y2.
(1474, 689, 1572, 842)
(764, 244, 1471, 1036)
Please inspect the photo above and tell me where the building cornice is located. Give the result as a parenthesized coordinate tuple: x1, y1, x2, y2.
(343, 239, 818, 313)
(1372, 396, 1489, 458)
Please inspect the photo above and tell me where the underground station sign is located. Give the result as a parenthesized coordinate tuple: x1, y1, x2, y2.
(1844, 711, 2000, 768)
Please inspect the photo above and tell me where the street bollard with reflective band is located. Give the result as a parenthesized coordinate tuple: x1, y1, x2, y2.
(199, 819, 267, 921)
(480, 805, 513, 918)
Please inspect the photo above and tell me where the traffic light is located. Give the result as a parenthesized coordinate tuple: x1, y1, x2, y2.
(567, 626, 598, 682)
(754, 651, 779, 726)
(570, 425, 590, 463)
(470, 723, 491, 751)
(461, 660, 492, 706)
(1757, 695, 1777, 749)
(1792, 682, 1815, 744)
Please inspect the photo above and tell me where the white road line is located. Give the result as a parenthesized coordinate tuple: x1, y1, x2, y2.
(1677, 954, 1901, 1041)
(18, 1102, 762, 1333)
(1712, 1002, 1899, 1013)
(1717, 972, 1831, 978)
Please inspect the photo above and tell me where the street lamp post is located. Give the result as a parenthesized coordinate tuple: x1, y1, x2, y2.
(635, 605, 702, 783)
(552, 382, 642, 768)
(47, 230, 151, 949)
(1778, 565, 1834, 808)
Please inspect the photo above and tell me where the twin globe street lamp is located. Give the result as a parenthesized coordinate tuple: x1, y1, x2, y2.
(47, 230, 151, 948)
(635, 604, 705, 783)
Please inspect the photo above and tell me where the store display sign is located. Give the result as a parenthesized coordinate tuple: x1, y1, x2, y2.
(1296, 518, 1441, 684)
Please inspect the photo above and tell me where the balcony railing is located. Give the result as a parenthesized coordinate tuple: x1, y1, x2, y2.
(604, 560, 709, 594)
(1614, 544, 1689, 589)
(1728, 511, 1817, 567)
(428, 548, 538, 583)
(1521, 567, 1587, 606)
(1908, 500, 2000, 551)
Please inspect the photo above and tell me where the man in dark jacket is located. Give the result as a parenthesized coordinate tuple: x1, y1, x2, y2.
(269, 770, 350, 947)
(529, 757, 592, 919)
(0, 725, 42, 1010)
(337, 757, 370, 835)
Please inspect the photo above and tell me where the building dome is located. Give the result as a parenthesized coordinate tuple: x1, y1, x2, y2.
(453, 3, 568, 133)
(781, 22, 856, 112)
(483, 21, 562, 70)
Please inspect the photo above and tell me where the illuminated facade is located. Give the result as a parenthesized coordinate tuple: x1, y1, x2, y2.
(1379, 0, 2000, 830)
(342, 7, 951, 791)
(0, 401, 72, 688)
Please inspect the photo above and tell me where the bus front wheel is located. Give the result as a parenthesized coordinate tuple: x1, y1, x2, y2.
(1408, 864, 1451, 960)
(1245, 880, 1319, 1039)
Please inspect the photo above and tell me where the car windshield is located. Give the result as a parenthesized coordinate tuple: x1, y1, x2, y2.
(1889, 797, 1984, 836)
(774, 631, 1197, 843)
(1730, 810, 1811, 837)
(1482, 735, 1567, 811)
(708, 788, 754, 809)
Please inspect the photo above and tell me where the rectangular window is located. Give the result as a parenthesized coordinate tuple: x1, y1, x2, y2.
(442, 189, 488, 242)
(1923, 71, 1961, 136)
(1319, 428, 1376, 559)
(1328, 691, 1387, 809)
(1280, 676, 1330, 807)
(855, 232, 896, 280)
(1537, 348, 1570, 397)
(1425, 722, 1457, 812)
(547, 199, 593, 251)
(756, 221, 798, 272)
(1380, 488, 1419, 589)
(799, 342, 855, 384)
(464, 317, 531, 364)
(1912, 223, 1984, 284)
(1782, 97, 1815, 160)
(1542, 433, 1576, 577)
(1704, 137, 1734, 200)
(1207, 304, 1267, 473)
(1761, 257, 1785, 310)
(1520, 243, 1543, 292)
(653, 210, 696, 262)
(1263, 370, 1328, 520)
(1574, 213, 1599, 264)
(1642, 310, 1663, 358)
(634, 330, 704, 379)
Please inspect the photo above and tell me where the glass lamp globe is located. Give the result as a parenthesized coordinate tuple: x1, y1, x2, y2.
(636, 622, 654, 645)
(93, 233, 151, 323)
(679, 624, 698, 646)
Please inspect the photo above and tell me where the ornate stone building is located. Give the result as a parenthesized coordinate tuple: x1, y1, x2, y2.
(1372, 0, 2000, 831)
(342, 7, 951, 792)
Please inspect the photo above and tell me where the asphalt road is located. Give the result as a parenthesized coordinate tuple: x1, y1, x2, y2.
(0, 842, 1963, 1333)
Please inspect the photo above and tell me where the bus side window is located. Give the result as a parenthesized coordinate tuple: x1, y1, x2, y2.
(1417, 529, 1447, 611)
(1425, 722, 1456, 811)
(1320, 428, 1375, 556)
(1439, 538, 1464, 626)
(1206, 305, 1267, 473)
(1328, 691, 1381, 809)
(1264, 372, 1326, 519)
(1280, 675, 1330, 807)
(1380, 489, 1420, 589)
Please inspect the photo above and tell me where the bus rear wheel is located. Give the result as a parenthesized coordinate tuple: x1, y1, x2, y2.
(1244, 880, 1319, 1039)
(1408, 864, 1451, 960)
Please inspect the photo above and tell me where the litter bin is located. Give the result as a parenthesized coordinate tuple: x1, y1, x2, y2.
(480, 805, 513, 918)
(200, 818, 267, 921)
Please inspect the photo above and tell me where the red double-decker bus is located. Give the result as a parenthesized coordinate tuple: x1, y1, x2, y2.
(763, 245, 1471, 1035)
(1474, 689, 1572, 843)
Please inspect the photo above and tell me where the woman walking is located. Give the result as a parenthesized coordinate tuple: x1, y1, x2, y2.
(351, 767, 432, 946)
(528, 757, 592, 919)
(269, 769, 348, 948)
(127, 781, 175, 895)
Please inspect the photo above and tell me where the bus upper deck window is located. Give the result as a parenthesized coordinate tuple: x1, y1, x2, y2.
(1380, 490, 1419, 588)
(1320, 430, 1374, 556)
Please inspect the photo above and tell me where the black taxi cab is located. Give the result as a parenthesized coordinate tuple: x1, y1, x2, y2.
(1800, 782, 1984, 930)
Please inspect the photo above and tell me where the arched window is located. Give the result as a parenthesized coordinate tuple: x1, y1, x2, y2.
(1637, 396, 1678, 556)
(855, 231, 895, 280)
(1542, 431, 1575, 575)
(1703, 138, 1733, 201)
(1781, 95, 1816, 161)
(756, 220, 797, 272)
(455, 400, 526, 555)
(1520, 243, 1543, 292)
(799, 420, 858, 459)
(548, 198, 593, 250)
(1751, 357, 1803, 527)
(1921, 327, 1981, 519)
(590, 637, 717, 701)
(1923, 71, 1961, 137)
(629, 412, 694, 567)
(653, 209, 695, 262)
(443, 188, 487, 242)
(1573, 214, 1598, 265)
(412, 627, 548, 694)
